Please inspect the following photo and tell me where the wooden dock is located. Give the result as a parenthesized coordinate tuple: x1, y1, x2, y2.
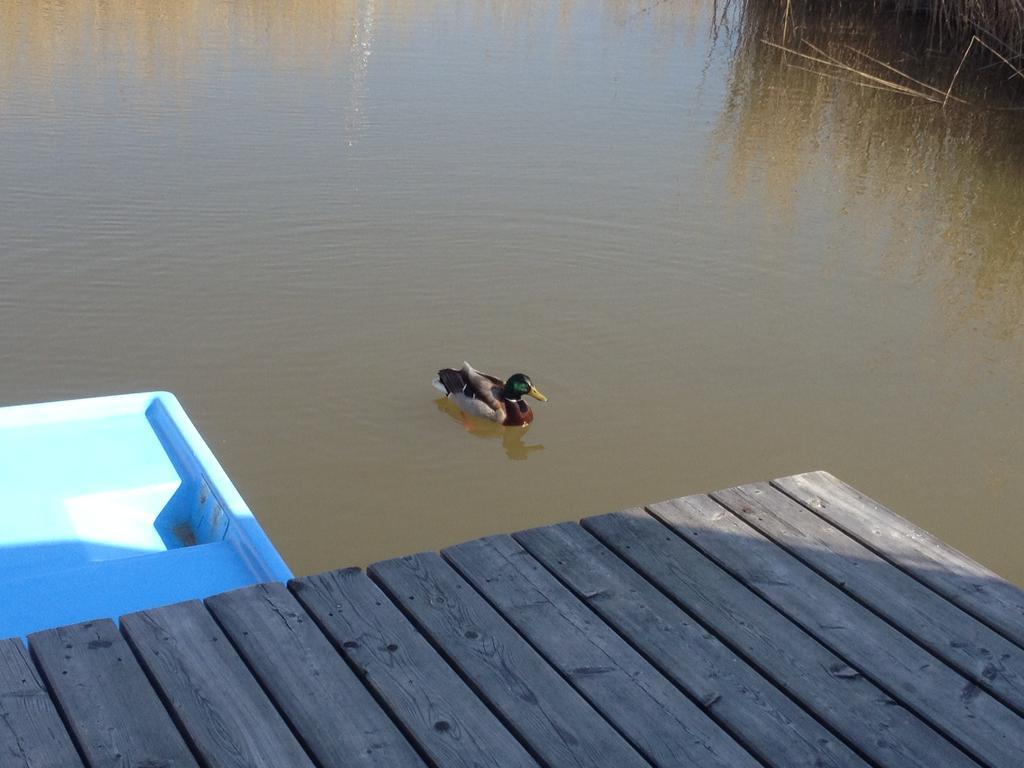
(3, 470, 1024, 768)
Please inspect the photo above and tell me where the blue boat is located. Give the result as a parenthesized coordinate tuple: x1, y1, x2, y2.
(0, 392, 292, 638)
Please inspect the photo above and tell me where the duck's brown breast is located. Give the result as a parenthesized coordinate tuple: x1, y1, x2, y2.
(501, 398, 533, 426)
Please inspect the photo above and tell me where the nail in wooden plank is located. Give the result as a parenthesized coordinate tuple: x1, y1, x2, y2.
(646, 494, 1024, 768)
(29, 619, 197, 768)
(515, 522, 869, 768)
(0, 636, 84, 768)
(713, 482, 1024, 716)
(775, 471, 1024, 649)
(206, 582, 425, 768)
(370, 551, 650, 768)
(292, 568, 539, 768)
(120, 600, 315, 768)
(443, 534, 760, 768)
(588, 506, 977, 768)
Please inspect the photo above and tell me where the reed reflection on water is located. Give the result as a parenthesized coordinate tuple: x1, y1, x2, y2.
(0, 0, 1021, 582)
(719, 1, 1024, 340)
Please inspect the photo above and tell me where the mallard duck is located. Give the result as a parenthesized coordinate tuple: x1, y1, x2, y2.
(433, 362, 547, 426)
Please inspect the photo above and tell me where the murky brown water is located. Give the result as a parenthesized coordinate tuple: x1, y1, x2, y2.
(1, 0, 1022, 583)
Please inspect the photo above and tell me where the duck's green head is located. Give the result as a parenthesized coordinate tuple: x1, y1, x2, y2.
(504, 373, 548, 402)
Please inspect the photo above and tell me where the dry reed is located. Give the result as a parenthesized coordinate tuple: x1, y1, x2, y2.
(750, 0, 1024, 107)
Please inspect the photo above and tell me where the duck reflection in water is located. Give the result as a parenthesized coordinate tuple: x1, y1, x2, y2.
(433, 398, 544, 460)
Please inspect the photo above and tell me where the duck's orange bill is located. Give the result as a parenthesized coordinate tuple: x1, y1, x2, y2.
(528, 386, 548, 402)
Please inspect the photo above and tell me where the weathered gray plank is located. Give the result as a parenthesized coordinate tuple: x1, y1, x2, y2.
(369, 551, 650, 768)
(120, 600, 316, 768)
(0, 637, 84, 768)
(28, 619, 197, 768)
(514, 522, 870, 768)
(775, 471, 1024, 649)
(442, 534, 760, 768)
(206, 582, 425, 768)
(647, 493, 1024, 768)
(583, 509, 979, 768)
(713, 482, 1024, 716)
(291, 568, 539, 768)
